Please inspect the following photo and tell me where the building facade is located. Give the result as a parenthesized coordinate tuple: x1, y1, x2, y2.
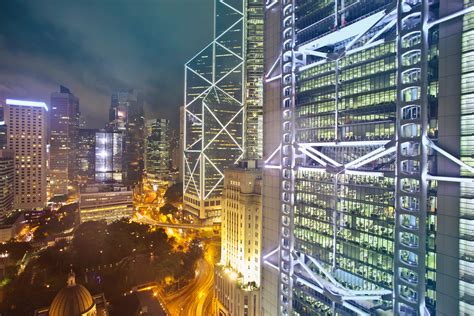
(3, 99, 47, 210)
(178, 105, 185, 183)
(261, 0, 474, 315)
(0, 150, 14, 218)
(183, 0, 264, 220)
(260, 1, 282, 315)
(110, 90, 145, 186)
(145, 119, 171, 190)
(95, 130, 123, 183)
(78, 128, 97, 186)
(79, 184, 133, 223)
(214, 160, 262, 316)
(49, 86, 80, 196)
(0, 106, 6, 150)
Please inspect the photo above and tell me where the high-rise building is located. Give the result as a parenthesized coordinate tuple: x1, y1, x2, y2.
(214, 160, 262, 316)
(145, 119, 171, 190)
(260, 2, 282, 315)
(109, 90, 145, 186)
(0, 105, 6, 150)
(261, 1, 474, 315)
(50, 86, 80, 196)
(79, 114, 87, 128)
(0, 150, 14, 218)
(178, 105, 185, 183)
(170, 129, 180, 171)
(78, 129, 97, 186)
(3, 99, 47, 209)
(183, 0, 264, 221)
(95, 130, 123, 183)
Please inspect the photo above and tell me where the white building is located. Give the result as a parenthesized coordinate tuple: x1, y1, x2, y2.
(3, 99, 48, 210)
(214, 161, 262, 316)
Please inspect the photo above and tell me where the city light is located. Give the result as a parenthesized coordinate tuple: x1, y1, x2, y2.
(1, 1, 472, 315)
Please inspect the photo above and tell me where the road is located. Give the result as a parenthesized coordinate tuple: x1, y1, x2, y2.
(134, 213, 214, 230)
(136, 291, 167, 316)
(163, 241, 219, 316)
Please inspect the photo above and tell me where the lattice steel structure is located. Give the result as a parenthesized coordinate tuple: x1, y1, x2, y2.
(262, 0, 474, 315)
(184, 0, 263, 220)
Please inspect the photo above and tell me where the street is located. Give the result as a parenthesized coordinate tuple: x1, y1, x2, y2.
(136, 291, 167, 316)
(163, 241, 219, 316)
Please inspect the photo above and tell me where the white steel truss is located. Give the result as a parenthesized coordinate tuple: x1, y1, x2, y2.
(183, 0, 246, 215)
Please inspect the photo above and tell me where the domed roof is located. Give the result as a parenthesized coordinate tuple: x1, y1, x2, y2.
(49, 272, 96, 316)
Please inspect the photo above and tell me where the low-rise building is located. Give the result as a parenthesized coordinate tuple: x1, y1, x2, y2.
(0, 212, 25, 243)
(35, 271, 108, 316)
(79, 184, 133, 223)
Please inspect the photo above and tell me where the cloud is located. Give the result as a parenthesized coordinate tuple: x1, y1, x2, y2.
(0, 0, 213, 128)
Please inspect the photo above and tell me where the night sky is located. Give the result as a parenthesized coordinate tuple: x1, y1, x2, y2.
(0, 0, 213, 128)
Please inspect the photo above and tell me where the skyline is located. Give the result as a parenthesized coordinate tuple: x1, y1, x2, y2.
(1, 1, 474, 315)
(0, 0, 213, 128)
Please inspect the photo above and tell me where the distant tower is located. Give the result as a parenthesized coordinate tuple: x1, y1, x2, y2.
(109, 90, 145, 186)
(3, 99, 48, 209)
(78, 129, 98, 186)
(0, 105, 6, 150)
(145, 119, 171, 190)
(95, 130, 123, 183)
(79, 114, 87, 128)
(50, 85, 80, 196)
(178, 105, 184, 183)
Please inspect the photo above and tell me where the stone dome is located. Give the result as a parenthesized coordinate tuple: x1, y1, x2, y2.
(49, 272, 97, 316)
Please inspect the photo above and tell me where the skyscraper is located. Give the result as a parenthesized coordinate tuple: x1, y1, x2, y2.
(109, 90, 145, 186)
(78, 128, 97, 186)
(0, 150, 14, 218)
(178, 105, 185, 183)
(0, 105, 6, 150)
(145, 119, 171, 190)
(214, 160, 262, 316)
(109, 91, 129, 131)
(3, 99, 47, 209)
(95, 130, 123, 183)
(50, 85, 80, 196)
(262, 1, 474, 315)
(260, 2, 282, 314)
(183, 0, 264, 221)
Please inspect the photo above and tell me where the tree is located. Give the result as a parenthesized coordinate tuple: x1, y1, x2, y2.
(160, 203, 178, 216)
(163, 183, 183, 204)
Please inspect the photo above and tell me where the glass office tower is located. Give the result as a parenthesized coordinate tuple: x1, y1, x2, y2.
(95, 130, 123, 183)
(50, 85, 80, 196)
(183, 0, 263, 221)
(78, 128, 97, 186)
(145, 119, 171, 189)
(262, 0, 474, 315)
(109, 90, 145, 186)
